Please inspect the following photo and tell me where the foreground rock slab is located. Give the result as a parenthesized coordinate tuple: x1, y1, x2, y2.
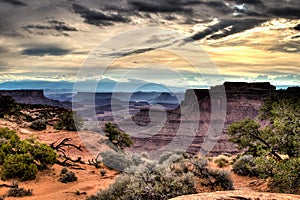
(170, 190, 300, 200)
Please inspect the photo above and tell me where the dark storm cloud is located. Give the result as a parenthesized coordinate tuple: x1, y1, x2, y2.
(21, 47, 71, 56)
(127, 0, 193, 13)
(268, 7, 300, 18)
(23, 20, 78, 36)
(189, 1, 299, 39)
(197, 0, 232, 14)
(0, 0, 299, 40)
(0, 0, 26, 6)
(226, 0, 263, 5)
(72, 3, 130, 26)
(190, 19, 266, 40)
(105, 47, 157, 57)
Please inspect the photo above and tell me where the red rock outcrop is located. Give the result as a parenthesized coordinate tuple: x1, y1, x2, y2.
(0, 90, 72, 109)
(131, 82, 276, 156)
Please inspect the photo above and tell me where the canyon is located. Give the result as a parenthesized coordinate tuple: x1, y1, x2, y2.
(1, 82, 296, 156)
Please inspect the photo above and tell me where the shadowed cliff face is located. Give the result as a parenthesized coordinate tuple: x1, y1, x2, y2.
(131, 82, 276, 156)
(0, 90, 72, 109)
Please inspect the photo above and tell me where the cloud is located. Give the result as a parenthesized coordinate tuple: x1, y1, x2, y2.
(255, 74, 269, 81)
(23, 20, 78, 36)
(268, 7, 300, 18)
(72, 3, 130, 26)
(0, 46, 9, 54)
(226, 0, 263, 5)
(0, 0, 26, 6)
(127, 0, 193, 13)
(21, 46, 71, 56)
(197, 0, 232, 14)
(273, 74, 300, 81)
(269, 41, 300, 53)
(105, 47, 157, 57)
(190, 19, 266, 41)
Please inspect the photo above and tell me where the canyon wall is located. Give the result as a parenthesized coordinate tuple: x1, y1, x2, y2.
(131, 82, 276, 156)
(0, 90, 72, 109)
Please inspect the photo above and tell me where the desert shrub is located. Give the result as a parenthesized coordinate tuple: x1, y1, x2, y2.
(7, 187, 33, 197)
(268, 158, 300, 194)
(59, 170, 77, 183)
(100, 151, 144, 171)
(55, 111, 83, 131)
(255, 156, 277, 178)
(1, 154, 38, 181)
(158, 151, 186, 164)
(208, 170, 234, 191)
(30, 119, 47, 131)
(88, 162, 196, 200)
(60, 167, 68, 175)
(192, 157, 234, 191)
(31, 142, 57, 170)
(100, 169, 106, 176)
(222, 153, 232, 157)
(0, 128, 57, 181)
(232, 155, 258, 177)
(214, 155, 230, 168)
(0, 96, 20, 118)
(104, 123, 133, 150)
(89, 152, 234, 200)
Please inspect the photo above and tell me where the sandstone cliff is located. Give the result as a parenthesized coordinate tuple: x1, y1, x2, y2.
(0, 90, 72, 109)
(131, 82, 277, 156)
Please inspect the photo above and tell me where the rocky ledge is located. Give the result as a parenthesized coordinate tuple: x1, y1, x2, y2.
(0, 90, 72, 109)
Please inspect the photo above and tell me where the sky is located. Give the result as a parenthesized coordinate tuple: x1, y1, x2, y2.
(0, 0, 299, 91)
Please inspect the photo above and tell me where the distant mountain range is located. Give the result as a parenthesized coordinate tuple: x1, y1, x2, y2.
(0, 80, 185, 93)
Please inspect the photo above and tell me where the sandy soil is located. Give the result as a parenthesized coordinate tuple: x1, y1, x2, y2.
(0, 164, 117, 200)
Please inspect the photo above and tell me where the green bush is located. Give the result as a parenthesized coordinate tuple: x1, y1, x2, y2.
(88, 162, 196, 200)
(0, 128, 57, 181)
(1, 154, 38, 181)
(255, 156, 277, 178)
(89, 152, 234, 200)
(100, 151, 142, 171)
(59, 170, 77, 183)
(214, 155, 230, 168)
(232, 155, 258, 177)
(0, 96, 20, 118)
(208, 169, 234, 191)
(55, 111, 83, 131)
(192, 157, 234, 191)
(269, 158, 300, 194)
(104, 123, 133, 150)
(32, 143, 57, 170)
(7, 185, 33, 197)
(158, 151, 186, 164)
(30, 119, 47, 131)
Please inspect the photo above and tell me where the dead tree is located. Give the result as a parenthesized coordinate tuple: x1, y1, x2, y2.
(0, 181, 18, 188)
(88, 153, 102, 168)
(50, 138, 85, 168)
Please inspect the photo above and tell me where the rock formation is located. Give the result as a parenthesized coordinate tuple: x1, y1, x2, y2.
(131, 82, 276, 156)
(0, 90, 72, 109)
